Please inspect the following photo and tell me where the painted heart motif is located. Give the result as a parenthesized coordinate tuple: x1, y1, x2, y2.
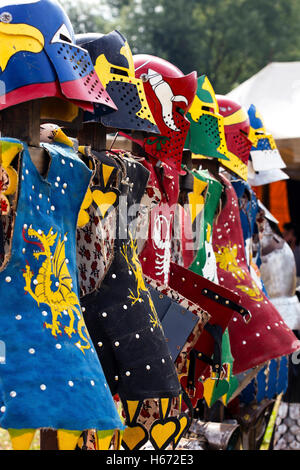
(173, 413, 191, 448)
(97, 429, 115, 450)
(57, 429, 82, 450)
(121, 424, 148, 451)
(149, 418, 180, 450)
(77, 187, 93, 228)
(8, 428, 36, 450)
(203, 373, 230, 407)
(92, 189, 117, 219)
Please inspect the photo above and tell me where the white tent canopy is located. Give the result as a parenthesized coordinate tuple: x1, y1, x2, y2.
(226, 62, 300, 140)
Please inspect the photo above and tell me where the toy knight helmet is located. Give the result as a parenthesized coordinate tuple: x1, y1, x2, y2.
(134, 54, 197, 173)
(76, 30, 159, 133)
(216, 95, 253, 181)
(0, 0, 116, 117)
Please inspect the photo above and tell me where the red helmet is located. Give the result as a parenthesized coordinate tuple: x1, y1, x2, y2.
(216, 95, 253, 180)
(134, 54, 197, 173)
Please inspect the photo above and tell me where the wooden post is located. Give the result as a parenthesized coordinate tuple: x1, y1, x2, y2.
(0, 101, 40, 146)
(262, 184, 270, 210)
(40, 429, 59, 451)
(0, 101, 50, 175)
(182, 150, 193, 170)
(178, 150, 194, 206)
(203, 401, 225, 423)
(131, 131, 145, 156)
(77, 122, 107, 152)
(193, 158, 220, 179)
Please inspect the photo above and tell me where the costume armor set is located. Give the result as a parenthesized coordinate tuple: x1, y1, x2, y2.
(0, 0, 299, 453)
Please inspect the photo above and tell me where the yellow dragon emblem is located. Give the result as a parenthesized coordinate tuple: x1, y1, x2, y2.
(22, 226, 91, 353)
(215, 242, 263, 302)
(120, 231, 161, 330)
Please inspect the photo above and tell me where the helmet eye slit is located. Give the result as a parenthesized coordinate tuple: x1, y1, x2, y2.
(110, 67, 128, 77)
(59, 34, 72, 43)
(51, 24, 73, 45)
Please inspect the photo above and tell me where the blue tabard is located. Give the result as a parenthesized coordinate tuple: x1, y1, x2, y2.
(232, 180, 260, 267)
(0, 138, 123, 431)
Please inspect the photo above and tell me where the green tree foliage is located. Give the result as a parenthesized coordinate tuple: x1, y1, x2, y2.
(105, 0, 300, 93)
(64, 0, 300, 94)
(61, 0, 113, 35)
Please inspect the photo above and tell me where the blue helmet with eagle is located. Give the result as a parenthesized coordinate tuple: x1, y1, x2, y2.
(0, 0, 117, 119)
